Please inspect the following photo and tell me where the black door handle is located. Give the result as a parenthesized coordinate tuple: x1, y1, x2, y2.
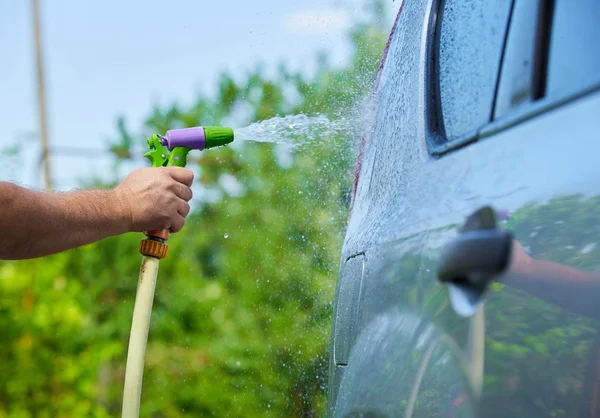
(437, 229, 512, 289)
(437, 206, 512, 292)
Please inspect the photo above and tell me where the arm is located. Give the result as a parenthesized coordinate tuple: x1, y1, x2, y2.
(503, 240, 600, 320)
(0, 182, 128, 260)
(0, 166, 193, 260)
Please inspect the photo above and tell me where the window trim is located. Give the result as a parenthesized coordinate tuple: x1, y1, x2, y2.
(432, 80, 600, 157)
(430, 0, 600, 157)
(425, 0, 515, 153)
(425, 0, 515, 156)
(481, 80, 600, 142)
(424, 0, 446, 148)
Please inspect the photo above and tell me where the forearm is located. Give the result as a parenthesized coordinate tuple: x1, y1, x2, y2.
(0, 182, 130, 260)
(504, 257, 600, 320)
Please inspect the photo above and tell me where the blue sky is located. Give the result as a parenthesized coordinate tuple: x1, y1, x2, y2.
(0, 0, 399, 190)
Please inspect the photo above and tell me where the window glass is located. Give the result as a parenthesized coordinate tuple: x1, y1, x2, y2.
(547, 0, 600, 98)
(438, 0, 513, 140)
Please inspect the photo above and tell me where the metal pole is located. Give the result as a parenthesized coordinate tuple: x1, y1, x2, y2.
(32, 0, 53, 191)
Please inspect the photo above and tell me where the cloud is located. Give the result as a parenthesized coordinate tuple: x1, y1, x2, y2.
(282, 9, 351, 35)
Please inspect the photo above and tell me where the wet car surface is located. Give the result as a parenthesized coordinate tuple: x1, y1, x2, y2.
(328, 0, 600, 416)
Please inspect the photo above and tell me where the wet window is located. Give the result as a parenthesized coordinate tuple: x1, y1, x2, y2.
(546, 0, 600, 98)
(437, 0, 513, 141)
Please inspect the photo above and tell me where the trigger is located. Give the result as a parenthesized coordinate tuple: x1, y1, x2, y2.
(145, 134, 169, 167)
(144, 148, 168, 167)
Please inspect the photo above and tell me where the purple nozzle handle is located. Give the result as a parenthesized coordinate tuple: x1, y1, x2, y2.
(497, 209, 510, 221)
(161, 127, 206, 151)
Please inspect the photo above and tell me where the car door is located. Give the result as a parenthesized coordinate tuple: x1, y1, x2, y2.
(423, 0, 600, 416)
(330, 0, 600, 416)
(329, 0, 514, 415)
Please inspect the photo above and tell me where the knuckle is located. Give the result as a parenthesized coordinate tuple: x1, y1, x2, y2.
(162, 172, 174, 183)
(158, 211, 171, 223)
(166, 181, 178, 192)
(168, 194, 179, 205)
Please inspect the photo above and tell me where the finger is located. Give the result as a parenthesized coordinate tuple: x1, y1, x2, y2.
(177, 201, 191, 218)
(169, 215, 186, 233)
(167, 167, 194, 187)
(171, 183, 193, 202)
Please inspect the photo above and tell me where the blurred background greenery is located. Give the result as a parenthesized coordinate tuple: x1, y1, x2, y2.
(0, 1, 390, 416)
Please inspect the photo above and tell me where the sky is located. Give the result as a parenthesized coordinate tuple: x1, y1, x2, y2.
(0, 0, 400, 190)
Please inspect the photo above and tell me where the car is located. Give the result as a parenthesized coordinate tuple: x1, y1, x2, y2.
(327, 0, 600, 416)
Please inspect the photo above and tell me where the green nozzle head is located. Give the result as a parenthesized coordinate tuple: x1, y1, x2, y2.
(204, 126, 234, 149)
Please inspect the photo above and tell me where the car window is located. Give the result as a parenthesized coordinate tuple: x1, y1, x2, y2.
(437, 0, 513, 141)
(492, 0, 544, 119)
(546, 0, 600, 98)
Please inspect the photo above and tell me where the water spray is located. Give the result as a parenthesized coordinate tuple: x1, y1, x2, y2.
(122, 126, 234, 418)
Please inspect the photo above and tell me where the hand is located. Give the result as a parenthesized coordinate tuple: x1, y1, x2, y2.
(114, 167, 194, 233)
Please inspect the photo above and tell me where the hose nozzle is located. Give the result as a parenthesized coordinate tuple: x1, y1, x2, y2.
(145, 125, 234, 168)
(160, 126, 234, 151)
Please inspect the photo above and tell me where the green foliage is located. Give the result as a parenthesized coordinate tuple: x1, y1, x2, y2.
(0, 7, 389, 418)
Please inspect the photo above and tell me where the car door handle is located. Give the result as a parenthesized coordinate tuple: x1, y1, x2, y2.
(436, 206, 513, 316)
(437, 229, 512, 289)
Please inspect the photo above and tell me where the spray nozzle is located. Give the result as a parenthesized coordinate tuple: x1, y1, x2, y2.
(144, 126, 234, 168)
(160, 126, 234, 151)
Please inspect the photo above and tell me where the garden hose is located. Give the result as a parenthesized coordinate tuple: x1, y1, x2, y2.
(121, 126, 234, 418)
